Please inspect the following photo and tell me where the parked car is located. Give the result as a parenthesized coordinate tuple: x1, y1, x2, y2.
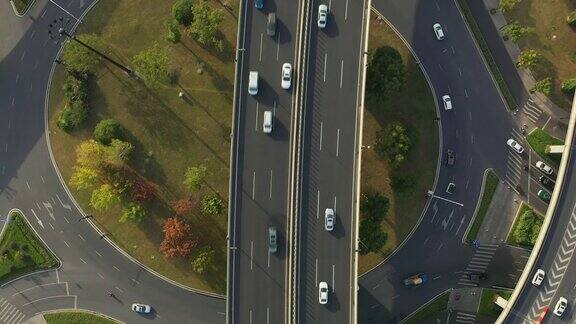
(538, 175, 555, 189)
(446, 182, 455, 194)
(132, 303, 151, 314)
(536, 161, 553, 175)
(325, 208, 335, 231)
(446, 149, 455, 166)
(318, 281, 329, 304)
(507, 138, 524, 154)
(532, 269, 545, 286)
(281, 63, 292, 89)
(537, 189, 551, 203)
(553, 297, 568, 317)
(317, 4, 328, 28)
(403, 274, 428, 286)
(433, 23, 445, 40)
(442, 95, 452, 111)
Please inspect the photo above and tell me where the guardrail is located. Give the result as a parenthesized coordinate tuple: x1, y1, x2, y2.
(496, 92, 576, 323)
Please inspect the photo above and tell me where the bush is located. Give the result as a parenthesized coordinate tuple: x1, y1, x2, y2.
(567, 10, 576, 27)
(512, 210, 543, 246)
(184, 165, 208, 191)
(516, 49, 541, 70)
(502, 22, 534, 42)
(173, 0, 194, 26)
(561, 78, 576, 95)
(189, 1, 224, 50)
(132, 178, 157, 203)
(94, 119, 124, 145)
(171, 198, 196, 215)
(360, 192, 389, 223)
(498, 0, 520, 13)
(11, 242, 19, 251)
(366, 46, 406, 102)
(359, 218, 387, 255)
(57, 72, 90, 132)
(14, 250, 24, 263)
(160, 217, 197, 259)
(166, 20, 182, 43)
(202, 194, 225, 216)
(61, 34, 105, 73)
(531, 77, 552, 96)
(119, 203, 148, 224)
(391, 174, 417, 198)
(375, 122, 411, 167)
(192, 246, 214, 274)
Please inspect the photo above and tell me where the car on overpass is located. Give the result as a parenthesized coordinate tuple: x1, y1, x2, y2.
(553, 297, 568, 317)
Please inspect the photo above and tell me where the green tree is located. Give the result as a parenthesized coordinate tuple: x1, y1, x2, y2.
(90, 184, 120, 211)
(366, 46, 406, 101)
(70, 166, 100, 190)
(567, 10, 576, 27)
(189, 1, 224, 50)
(94, 119, 124, 145)
(360, 192, 389, 223)
(498, 0, 521, 13)
(191, 246, 214, 274)
(561, 78, 576, 95)
(119, 203, 148, 224)
(516, 49, 541, 70)
(105, 139, 134, 166)
(359, 218, 387, 255)
(166, 20, 182, 43)
(202, 194, 225, 215)
(184, 165, 208, 191)
(76, 140, 106, 169)
(512, 210, 542, 246)
(173, 0, 194, 26)
(61, 34, 105, 73)
(502, 22, 534, 42)
(391, 174, 417, 198)
(132, 43, 170, 88)
(375, 122, 411, 167)
(531, 77, 552, 96)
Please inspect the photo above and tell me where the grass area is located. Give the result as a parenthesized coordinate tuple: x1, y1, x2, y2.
(507, 203, 543, 248)
(478, 288, 512, 318)
(12, 0, 34, 15)
(0, 211, 59, 284)
(44, 311, 118, 324)
(456, 0, 517, 110)
(358, 12, 439, 274)
(48, 0, 237, 293)
(466, 170, 500, 243)
(404, 292, 450, 324)
(503, 0, 576, 110)
(527, 128, 564, 167)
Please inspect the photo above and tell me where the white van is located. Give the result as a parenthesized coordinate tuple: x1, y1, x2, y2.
(263, 111, 273, 134)
(248, 71, 258, 95)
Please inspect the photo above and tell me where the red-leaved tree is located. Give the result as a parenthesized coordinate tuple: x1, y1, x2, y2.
(132, 178, 156, 203)
(160, 217, 197, 259)
(171, 198, 196, 216)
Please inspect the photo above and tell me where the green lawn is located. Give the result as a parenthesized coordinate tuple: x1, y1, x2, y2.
(527, 128, 564, 167)
(478, 288, 512, 318)
(503, 0, 576, 110)
(44, 312, 118, 324)
(466, 170, 500, 243)
(507, 203, 543, 248)
(12, 0, 34, 15)
(48, 0, 237, 293)
(359, 12, 439, 273)
(404, 292, 450, 324)
(0, 211, 59, 284)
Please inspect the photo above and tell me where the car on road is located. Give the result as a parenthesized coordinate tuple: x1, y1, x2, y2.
(403, 274, 428, 286)
(507, 138, 524, 154)
(281, 63, 292, 89)
(263, 110, 273, 134)
(132, 303, 151, 314)
(553, 297, 568, 317)
(532, 269, 545, 286)
(442, 95, 452, 111)
(446, 149, 455, 166)
(446, 182, 455, 194)
(433, 23, 445, 40)
(266, 13, 276, 36)
(537, 189, 551, 203)
(538, 175, 555, 189)
(268, 226, 277, 253)
(467, 272, 487, 282)
(318, 281, 329, 304)
(536, 161, 553, 175)
(255, 0, 263, 9)
(248, 71, 258, 95)
(325, 208, 335, 231)
(317, 4, 328, 28)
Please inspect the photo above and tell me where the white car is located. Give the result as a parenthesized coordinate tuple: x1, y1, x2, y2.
(325, 208, 335, 231)
(433, 23, 445, 40)
(318, 281, 329, 304)
(131, 303, 151, 314)
(507, 138, 524, 154)
(281, 63, 292, 89)
(553, 297, 568, 317)
(318, 4, 328, 28)
(536, 161, 553, 175)
(531, 269, 545, 286)
(442, 95, 452, 111)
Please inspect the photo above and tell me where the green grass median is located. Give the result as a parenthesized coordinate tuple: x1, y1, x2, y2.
(479, 288, 511, 318)
(527, 128, 564, 167)
(44, 311, 118, 324)
(404, 291, 450, 324)
(466, 170, 499, 243)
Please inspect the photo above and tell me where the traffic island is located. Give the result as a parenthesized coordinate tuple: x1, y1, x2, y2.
(9, 0, 34, 16)
(43, 310, 119, 324)
(526, 128, 564, 167)
(507, 203, 543, 249)
(465, 170, 500, 243)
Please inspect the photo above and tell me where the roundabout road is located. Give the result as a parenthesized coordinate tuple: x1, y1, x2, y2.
(0, 1, 225, 323)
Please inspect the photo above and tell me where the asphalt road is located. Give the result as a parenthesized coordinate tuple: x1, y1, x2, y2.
(296, 0, 366, 322)
(505, 125, 576, 323)
(0, 1, 225, 323)
(358, 0, 521, 321)
(226, 0, 299, 322)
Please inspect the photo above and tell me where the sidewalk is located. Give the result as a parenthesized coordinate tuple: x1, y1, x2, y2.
(24, 314, 47, 324)
(476, 183, 519, 245)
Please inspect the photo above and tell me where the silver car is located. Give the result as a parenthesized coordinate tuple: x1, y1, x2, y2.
(132, 303, 151, 314)
(281, 63, 292, 89)
(433, 23, 445, 40)
(318, 4, 328, 28)
(318, 281, 328, 304)
(325, 208, 335, 231)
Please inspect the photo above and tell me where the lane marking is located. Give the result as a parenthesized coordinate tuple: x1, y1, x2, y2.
(95, 251, 102, 257)
(317, 190, 320, 219)
(63, 240, 70, 248)
(336, 128, 340, 156)
(315, 258, 318, 287)
(79, 258, 87, 264)
(259, 33, 263, 62)
(431, 194, 464, 206)
(113, 266, 120, 271)
(319, 122, 323, 150)
(332, 264, 335, 292)
(334, 196, 337, 214)
(276, 32, 280, 61)
(115, 286, 124, 293)
(345, 0, 349, 20)
(339, 60, 344, 88)
(269, 169, 273, 199)
(255, 103, 259, 131)
(250, 241, 254, 270)
(78, 234, 85, 241)
(252, 172, 256, 199)
(323, 53, 327, 82)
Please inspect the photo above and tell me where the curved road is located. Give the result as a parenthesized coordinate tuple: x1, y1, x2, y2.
(0, 1, 224, 323)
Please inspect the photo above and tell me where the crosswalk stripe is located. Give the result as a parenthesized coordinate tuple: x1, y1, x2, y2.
(458, 312, 477, 319)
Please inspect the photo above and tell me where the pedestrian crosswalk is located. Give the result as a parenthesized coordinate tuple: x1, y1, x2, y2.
(455, 311, 477, 323)
(522, 98, 543, 124)
(458, 244, 499, 287)
(0, 298, 25, 324)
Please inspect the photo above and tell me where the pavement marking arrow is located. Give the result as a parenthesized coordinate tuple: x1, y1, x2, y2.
(42, 201, 55, 221)
(30, 209, 44, 229)
(563, 235, 576, 248)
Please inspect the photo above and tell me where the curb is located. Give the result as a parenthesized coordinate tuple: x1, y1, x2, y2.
(400, 288, 451, 323)
(40, 308, 125, 324)
(9, 0, 36, 18)
(461, 168, 493, 244)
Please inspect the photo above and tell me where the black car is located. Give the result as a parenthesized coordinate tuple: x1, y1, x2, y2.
(538, 175, 555, 189)
(446, 149, 455, 166)
(468, 272, 488, 281)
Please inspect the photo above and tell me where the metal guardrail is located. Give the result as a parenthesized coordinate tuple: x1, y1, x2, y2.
(496, 92, 576, 323)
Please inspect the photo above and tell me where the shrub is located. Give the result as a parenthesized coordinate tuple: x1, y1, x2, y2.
(61, 34, 105, 73)
(567, 10, 576, 27)
(516, 49, 541, 70)
(105, 139, 134, 166)
(531, 78, 552, 96)
(202, 194, 225, 215)
(184, 165, 208, 191)
(132, 43, 170, 88)
(391, 174, 417, 198)
(512, 210, 543, 246)
(166, 20, 182, 43)
(561, 78, 576, 95)
(375, 122, 411, 167)
(189, 0, 224, 50)
(132, 178, 157, 203)
(160, 217, 197, 259)
(57, 72, 90, 132)
(94, 119, 124, 145)
(11, 242, 19, 251)
(366, 46, 406, 102)
(173, 0, 194, 26)
(192, 246, 214, 274)
(502, 22, 534, 42)
(171, 198, 196, 215)
(498, 0, 520, 13)
(90, 184, 121, 211)
(359, 218, 387, 255)
(119, 203, 148, 224)
(360, 192, 389, 223)
(70, 166, 100, 190)
(14, 251, 24, 263)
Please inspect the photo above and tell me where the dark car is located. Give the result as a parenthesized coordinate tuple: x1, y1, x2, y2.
(539, 175, 555, 189)
(255, 0, 263, 9)
(446, 182, 455, 194)
(266, 13, 276, 36)
(446, 149, 455, 166)
(468, 272, 488, 282)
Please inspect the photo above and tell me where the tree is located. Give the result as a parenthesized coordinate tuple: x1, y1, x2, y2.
(132, 43, 170, 88)
(77, 140, 106, 169)
(567, 10, 576, 27)
(132, 178, 157, 203)
(58, 72, 89, 132)
(160, 217, 197, 259)
(70, 166, 100, 190)
(184, 165, 208, 191)
(166, 20, 182, 43)
(391, 174, 417, 198)
(202, 194, 225, 215)
(360, 192, 389, 223)
(366, 46, 406, 101)
(171, 198, 196, 215)
(61, 34, 105, 73)
(359, 218, 387, 255)
(90, 184, 120, 211)
(516, 49, 541, 70)
(561, 78, 576, 95)
(502, 22, 534, 42)
(498, 0, 521, 13)
(119, 202, 148, 223)
(105, 139, 134, 166)
(189, 1, 224, 50)
(375, 122, 411, 167)
(191, 246, 214, 274)
(531, 77, 552, 96)
(512, 210, 542, 246)
(173, 0, 194, 26)
(94, 119, 124, 145)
